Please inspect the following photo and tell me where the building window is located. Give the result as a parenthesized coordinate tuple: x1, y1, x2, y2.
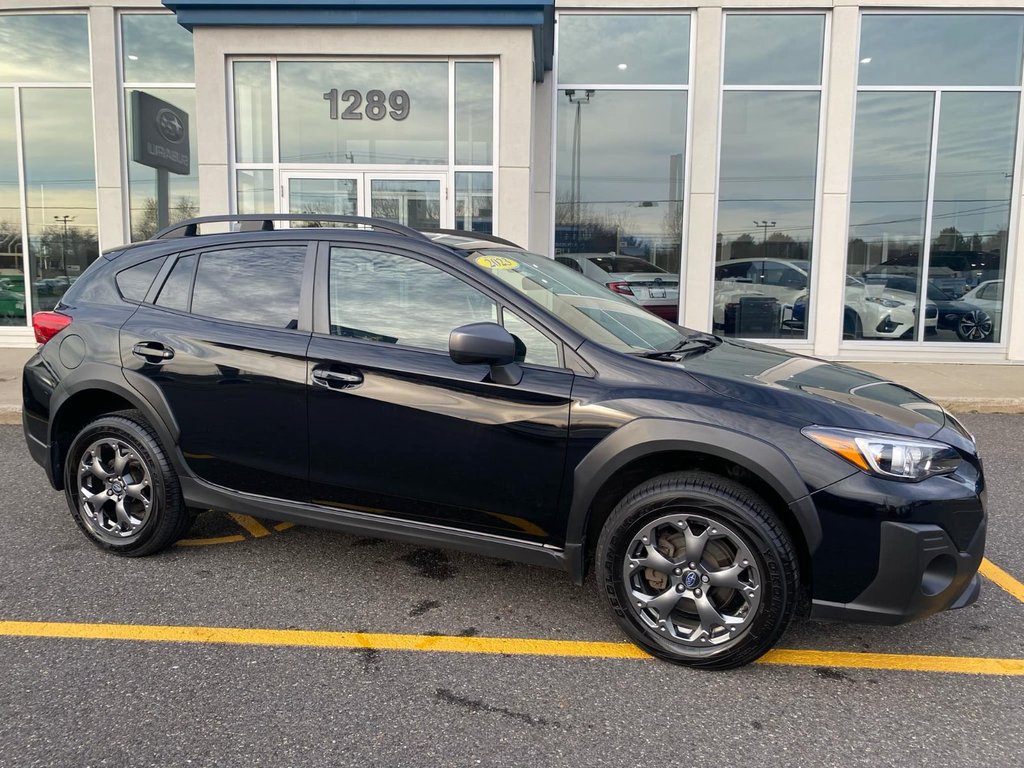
(231, 59, 495, 233)
(714, 13, 826, 340)
(0, 14, 96, 325)
(847, 14, 1024, 345)
(554, 13, 691, 322)
(121, 13, 197, 242)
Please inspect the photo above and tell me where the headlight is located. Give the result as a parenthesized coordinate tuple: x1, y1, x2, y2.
(802, 427, 961, 481)
(865, 296, 905, 308)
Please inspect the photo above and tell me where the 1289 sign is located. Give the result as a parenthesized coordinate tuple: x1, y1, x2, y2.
(323, 89, 410, 121)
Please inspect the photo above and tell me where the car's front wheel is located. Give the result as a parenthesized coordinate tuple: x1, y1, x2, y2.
(597, 471, 799, 670)
(956, 309, 994, 342)
(65, 411, 190, 556)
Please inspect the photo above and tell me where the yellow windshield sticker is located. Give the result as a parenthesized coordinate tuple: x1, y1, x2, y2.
(475, 255, 519, 270)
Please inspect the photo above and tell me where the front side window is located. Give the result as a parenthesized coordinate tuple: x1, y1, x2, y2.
(715, 13, 826, 340)
(554, 13, 690, 310)
(189, 245, 306, 328)
(847, 14, 1023, 345)
(328, 247, 496, 351)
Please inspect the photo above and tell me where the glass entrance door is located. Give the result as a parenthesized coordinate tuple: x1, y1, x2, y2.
(282, 172, 447, 228)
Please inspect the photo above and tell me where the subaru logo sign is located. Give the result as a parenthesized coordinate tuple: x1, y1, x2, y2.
(131, 91, 190, 176)
(684, 571, 700, 589)
(156, 108, 185, 145)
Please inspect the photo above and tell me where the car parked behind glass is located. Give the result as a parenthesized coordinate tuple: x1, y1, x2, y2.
(554, 252, 679, 322)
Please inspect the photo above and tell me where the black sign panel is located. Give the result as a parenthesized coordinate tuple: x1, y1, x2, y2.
(131, 91, 190, 175)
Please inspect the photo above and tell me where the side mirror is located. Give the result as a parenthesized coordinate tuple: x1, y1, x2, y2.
(449, 322, 522, 386)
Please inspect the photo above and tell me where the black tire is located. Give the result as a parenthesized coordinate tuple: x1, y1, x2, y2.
(64, 410, 190, 556)
(842, 309, 863, 340)
(955, 309, 994, 342)
(596, 470, 799, 670)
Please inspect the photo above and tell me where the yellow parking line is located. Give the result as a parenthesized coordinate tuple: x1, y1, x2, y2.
(274, 521, 296, 532)
(227, 513, 272, 538)
(176, 534, 246, 547)
(980, 558, 1024, 604)
(0, 620, 1020, 676)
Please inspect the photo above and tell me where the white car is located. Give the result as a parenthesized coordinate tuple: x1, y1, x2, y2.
(713, 258, 936, 339)
(554, 253, 679, 322)
(961, 280, 1004, 333)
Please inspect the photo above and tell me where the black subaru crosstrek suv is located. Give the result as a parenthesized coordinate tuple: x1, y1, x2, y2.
(23, 215, 986, 670)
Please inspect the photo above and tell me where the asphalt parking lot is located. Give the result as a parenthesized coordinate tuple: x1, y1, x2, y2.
(1, 415, 1022, 767)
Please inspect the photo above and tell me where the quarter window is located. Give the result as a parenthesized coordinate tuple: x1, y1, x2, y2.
(190, 245, 306, 328)
(116, 257, 166, 302)
(502, 309, 560, 368)
(328, 247, 496, 351)
(155, 254, 196, 311)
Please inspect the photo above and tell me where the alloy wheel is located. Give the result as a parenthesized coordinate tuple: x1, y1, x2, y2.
(76, 438, 153, 544)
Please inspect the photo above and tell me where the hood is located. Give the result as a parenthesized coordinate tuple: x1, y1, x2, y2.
(680, 339, 946, 438)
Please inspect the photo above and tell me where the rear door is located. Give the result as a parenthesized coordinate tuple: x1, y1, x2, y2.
(305, 241, 574, 543)
(120, 240, 314, 500)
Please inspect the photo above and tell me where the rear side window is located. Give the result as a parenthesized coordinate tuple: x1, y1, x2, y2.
(191, 245, 306, 329)
(156, 254, 196, 311)
(115, 257, 166, 302)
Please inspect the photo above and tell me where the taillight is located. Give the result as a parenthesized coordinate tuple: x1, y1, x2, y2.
(33, 311, 72, 345)
(607, 281, 635, 296)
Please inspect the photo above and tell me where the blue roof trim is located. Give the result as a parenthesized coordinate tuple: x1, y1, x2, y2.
(163, 0, 555, 80)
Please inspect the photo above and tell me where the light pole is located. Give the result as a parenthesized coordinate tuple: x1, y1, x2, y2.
(754, 220, 776, 259)
(54, 215, 74, 282)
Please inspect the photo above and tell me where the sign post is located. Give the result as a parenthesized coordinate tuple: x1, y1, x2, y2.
(130, 91, 190, 232)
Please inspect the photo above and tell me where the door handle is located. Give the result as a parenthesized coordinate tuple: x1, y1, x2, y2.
(312, 366, 363, 388)
(132, 342, 175, 362)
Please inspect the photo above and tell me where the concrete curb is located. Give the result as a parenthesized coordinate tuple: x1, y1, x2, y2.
(0, 406, 21, 426)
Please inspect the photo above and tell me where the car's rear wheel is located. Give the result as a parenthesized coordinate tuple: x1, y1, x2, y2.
(64, 411, 190, 556)
(596, 471, 799, 670)
(956, 309, 993, 342)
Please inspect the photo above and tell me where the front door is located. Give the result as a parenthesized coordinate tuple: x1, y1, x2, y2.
(305, 240, 574, 544)
(282, 172, 447, 229)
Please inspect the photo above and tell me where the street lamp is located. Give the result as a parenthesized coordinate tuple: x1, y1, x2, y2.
(54, 215, 74, 281)
(754, 220, 776, 259)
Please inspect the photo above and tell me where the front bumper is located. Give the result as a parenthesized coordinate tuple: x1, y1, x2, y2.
(811, 518, 984, 624)
(806, 454, 985, 625)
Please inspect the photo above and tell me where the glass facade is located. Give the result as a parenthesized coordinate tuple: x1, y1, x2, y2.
(0, 14, 96, 322)
(554, 14, 690, 323)
(232, 58, 495, 231)
(122, 14, 198, 241)
(715, 14, 825, 339)
(847, 14, 1024, 344)
(0, 4, 1021, 359)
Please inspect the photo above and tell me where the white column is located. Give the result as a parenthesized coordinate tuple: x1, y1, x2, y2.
(681, 7, 722, 332)
(89, 6, 127, 250)
(812, 5, 859, 359)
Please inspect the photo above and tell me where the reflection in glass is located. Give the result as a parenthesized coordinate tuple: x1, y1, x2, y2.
(846, 92, 933, 341)
(329, 247, 496, 351)
(715, 91, 820, 339)
(370, 179, 441, 229)
(557, 15, 689, 85)
(126, 88, 199, 241)
(237, 170, 275, 214)
(859, 15, 1024, 87)
(455, 172, 492, 234)
(22, 88, 98, 314)
(278, 62, 448, 164)
(0, 88, 25, 325)
(455, 63, 493, 165)
(192, 246, 306, 329)
(0, 15, 90, 83)
(925, 92, 1017, 343)
(502, 308, 559, 367)
(233, 61, 272, 164)
(122, 14, 195, 83)
(724, 15, 824, 86)
(288, 178, 359, 222)
(554, 90, 686, 273)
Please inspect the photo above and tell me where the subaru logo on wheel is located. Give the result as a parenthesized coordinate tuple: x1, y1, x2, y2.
(684, 571, 700, 589)
(156, 108, 185, 144)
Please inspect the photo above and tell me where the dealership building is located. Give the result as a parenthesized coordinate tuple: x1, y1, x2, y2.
(1, 0, 1023, 363)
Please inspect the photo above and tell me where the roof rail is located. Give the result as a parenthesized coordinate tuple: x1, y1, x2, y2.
(151, 214, 430, 241)
(419, 228, 522, 249)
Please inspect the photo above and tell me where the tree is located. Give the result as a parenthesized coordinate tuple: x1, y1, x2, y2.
(131, 196, 199, 241)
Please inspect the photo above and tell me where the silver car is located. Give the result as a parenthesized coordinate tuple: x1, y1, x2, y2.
(554, 253, 679, 322)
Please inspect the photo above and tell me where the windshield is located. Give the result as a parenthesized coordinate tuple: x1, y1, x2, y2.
(469, 249, 688, 352)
